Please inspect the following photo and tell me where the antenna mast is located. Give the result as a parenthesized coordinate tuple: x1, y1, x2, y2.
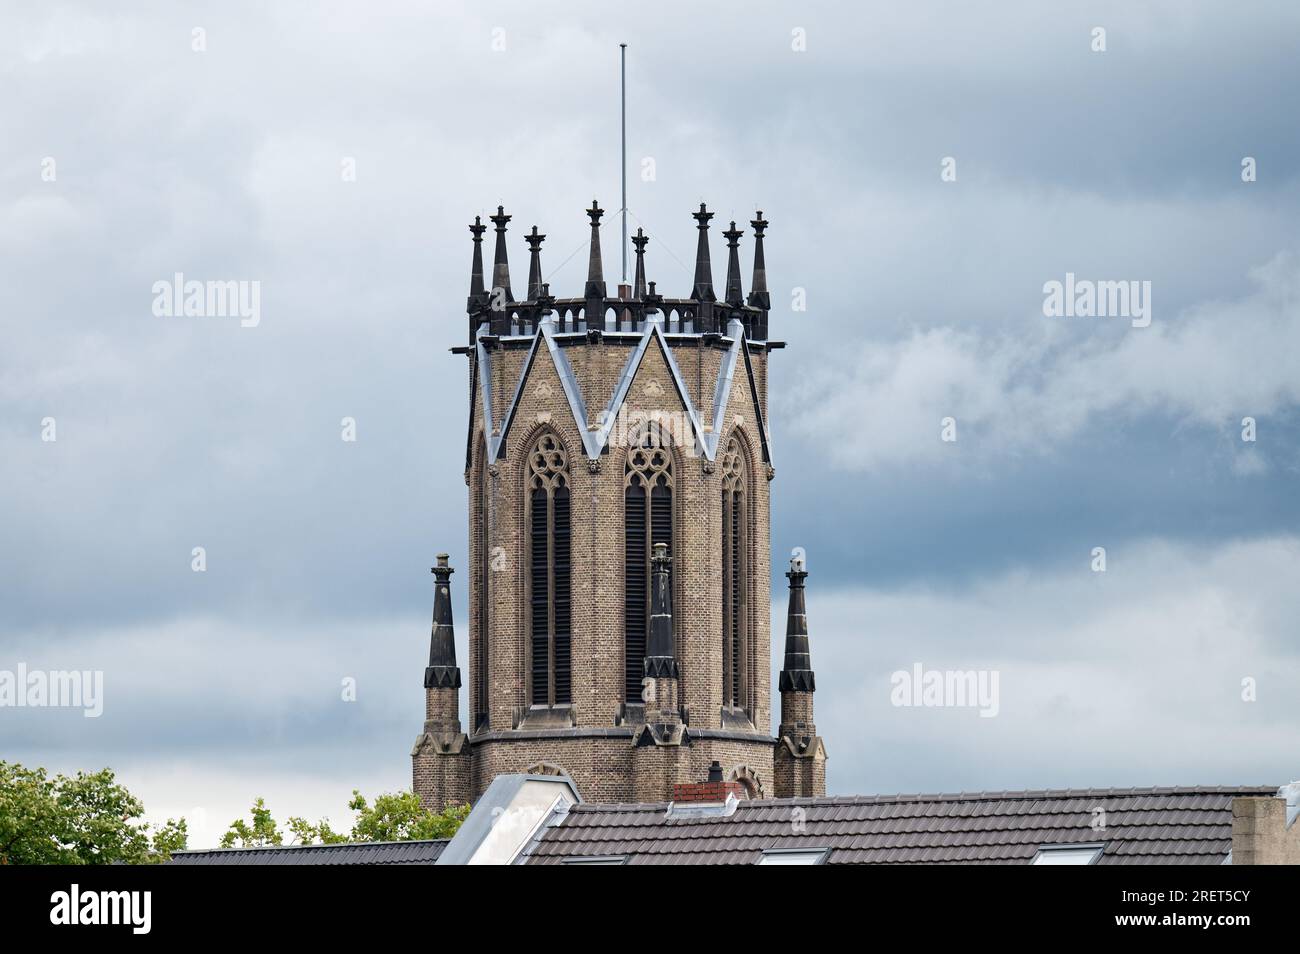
(620, 43, 628, 285)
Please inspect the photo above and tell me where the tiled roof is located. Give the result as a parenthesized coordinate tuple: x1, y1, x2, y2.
(166, 838, 448, 865)
(527, 787, 1279, 865)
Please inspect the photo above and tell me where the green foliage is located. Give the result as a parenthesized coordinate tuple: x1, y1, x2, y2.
(221, 790, 469, 848)
(348, 790, 470, 841)
(0, 761, 187, 865)
(218, 797, 283, 848)
(286, 815, 346, 845)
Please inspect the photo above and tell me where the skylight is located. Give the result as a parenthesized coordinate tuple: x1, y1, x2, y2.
(757, 848, 830, 865)
(560, 856, 629, 866)
(1031, 844, 1104, 865)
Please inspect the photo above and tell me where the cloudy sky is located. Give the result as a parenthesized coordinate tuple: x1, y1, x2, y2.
(3, 1, 1299, 848)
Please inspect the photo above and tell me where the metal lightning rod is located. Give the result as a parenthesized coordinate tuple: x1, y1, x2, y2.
(620, 42, 628, 285)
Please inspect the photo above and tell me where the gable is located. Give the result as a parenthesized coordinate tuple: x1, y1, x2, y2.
(473, 318, 760, 466)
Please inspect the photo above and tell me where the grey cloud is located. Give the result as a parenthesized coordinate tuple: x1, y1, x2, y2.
(3, 1, 1299, 814)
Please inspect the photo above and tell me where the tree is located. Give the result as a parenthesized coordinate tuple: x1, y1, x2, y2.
(218, 797, 284, 848)
(0, 761, 187, 865)
(220, 791, 469, 847)
(348, 790, 469, 842)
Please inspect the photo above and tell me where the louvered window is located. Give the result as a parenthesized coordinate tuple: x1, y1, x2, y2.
(527, 433, 571, 706)
(721, 437, 748, 710)
(474, 445, 489, 729)
(625, 438, 673, 700)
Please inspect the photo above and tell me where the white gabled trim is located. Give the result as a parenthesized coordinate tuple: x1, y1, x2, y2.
(475, 329, 500, 463)
(490, 328, 546, 463)
(593, 319, 710, 460)
(592, 321, 655, 457)
(736, 330, 773, 466)
(707, 319, 772, 466)
(707, 319, 745, 459)
(539, 321, 603, 459)
(480, 317, 751, 466)
(654, 321, 709, 459)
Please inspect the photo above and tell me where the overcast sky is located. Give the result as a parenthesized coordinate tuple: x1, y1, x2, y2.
(3, 1, 1299, 848)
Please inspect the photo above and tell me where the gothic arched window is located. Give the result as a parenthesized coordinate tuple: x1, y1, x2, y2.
(527, 432, 571, 707)
(721, 436, 748, 710)
(473, 441, 490, 730)
(624, 435, 673, 701)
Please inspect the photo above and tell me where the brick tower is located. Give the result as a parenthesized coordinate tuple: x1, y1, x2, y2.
(413, 200, 827, 807)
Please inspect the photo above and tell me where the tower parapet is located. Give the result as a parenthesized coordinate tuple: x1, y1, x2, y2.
(461, 202, 772, 341)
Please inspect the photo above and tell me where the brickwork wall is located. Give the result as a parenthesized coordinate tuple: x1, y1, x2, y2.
(424, 687, 460, 731)
(471, 735, 636, 802)
(412, 741, 472, 811)
(773, 737, 826, 799)
(411, 325, 807, 808)
(688, 737, 777, 799)
(779, 691, 814, 728)
(633, 743, 693, 802)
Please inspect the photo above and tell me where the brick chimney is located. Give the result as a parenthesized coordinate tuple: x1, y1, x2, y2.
(672, 762, 743, 804)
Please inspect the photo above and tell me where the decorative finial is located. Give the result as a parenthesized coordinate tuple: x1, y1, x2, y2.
(631, 228, 649, 301)
(468, 216, 487, 300)
(489, 205, 513, 302)
(585, 200, 607, 300)
(722, 220, 744, 306)
(747, 210, 769, 310)
(465, 217, 489, 339)
(525, 226, 546, 300)
(691, 203, 716, 302)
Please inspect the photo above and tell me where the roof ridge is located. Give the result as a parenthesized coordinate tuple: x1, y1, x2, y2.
(170, 837, 451, 855)
(565, 785, 1281, 813)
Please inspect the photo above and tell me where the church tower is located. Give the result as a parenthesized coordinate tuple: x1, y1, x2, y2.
(413, 200, 827, 807)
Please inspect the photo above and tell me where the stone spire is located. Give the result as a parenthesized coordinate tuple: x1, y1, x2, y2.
(411, 552, 471, 811)
(525, 226, 546, 301)
(746, 211, 770, 311)
(467, 215, 487, 311)
(584, 200, 607, 300)
(723, 220, 745, 306)
(773, 548, 826, 799)
(424, 554, 461, 689)
(644, 543, 678, 679)
(489, 205, 513, 302)
(691, 203, 716, 302)
(778, 551, 814, 693)
(632, 228, 649, 301)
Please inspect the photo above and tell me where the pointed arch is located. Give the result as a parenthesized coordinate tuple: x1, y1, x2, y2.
(525, 761, 573, 780)
(728, 764, 765, 799)
(524, 429, 572, 707)
(623, 426, 677, 703)
(720, 432, 751, 712)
